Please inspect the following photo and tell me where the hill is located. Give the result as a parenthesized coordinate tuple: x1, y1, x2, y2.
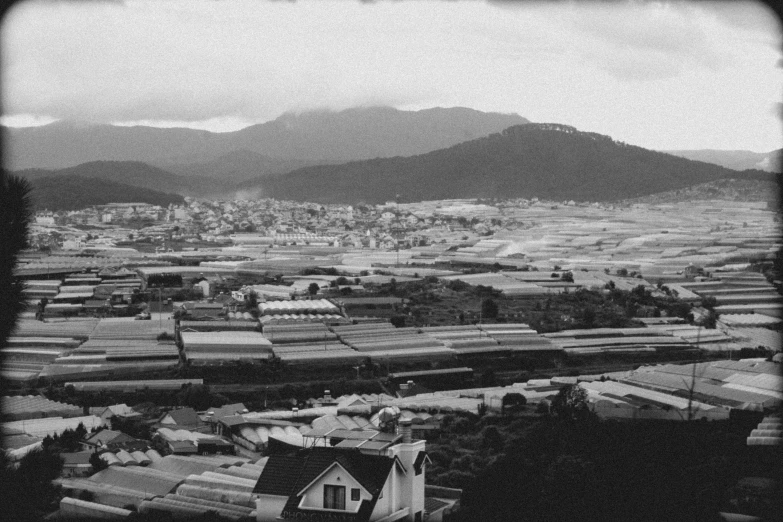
(29, 175, 184, 211)
(226, 106, 528, 162)
(621, 178, 779, 206)
(2, 106, 529, 170)
(663, 149, 780, 172)
(156, 149, 324, 183)
(14, 161, 224, 197)
(253, 123, 768, 204)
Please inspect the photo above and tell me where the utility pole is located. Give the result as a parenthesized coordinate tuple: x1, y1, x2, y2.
(159, 286, 163, 330)
(396, 194, 401, 267)
(685, 325, 701, 421)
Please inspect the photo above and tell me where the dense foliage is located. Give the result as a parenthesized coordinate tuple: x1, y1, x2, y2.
(427, 408, 778, 522)
(0, 448, 64, 521)
(0, 174, 32, 348)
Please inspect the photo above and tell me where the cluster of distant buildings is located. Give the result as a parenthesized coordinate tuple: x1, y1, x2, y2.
(28, 197, 617, 254)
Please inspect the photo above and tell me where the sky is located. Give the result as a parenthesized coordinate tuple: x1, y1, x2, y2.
(0, 0, 781, 152)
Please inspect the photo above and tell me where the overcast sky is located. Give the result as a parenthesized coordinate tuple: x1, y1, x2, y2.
(1, 0, 781, 152)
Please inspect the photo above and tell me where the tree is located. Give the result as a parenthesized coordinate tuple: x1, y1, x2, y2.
(700, 309, 718, 329)
(562, 271, 574, 283)
(480, 369, 496, 387)
(247, 290, 259, 310)
(551, 384, 590, 420)
(700, 296, 718, 310)
(89, 450, 108, 473)
(16, 448, 64, 504)
(390, 315, 406, 328)
(307, 282, 320, 297)
(481, 298, 499, 319)
(177, 383, 212, 410)
(0, 175, 33, 349)
(501, 392, 527, 414)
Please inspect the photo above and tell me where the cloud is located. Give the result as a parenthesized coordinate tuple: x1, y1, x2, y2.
(1, 0, 780, 151)
(562, 2, 740, 81)
(2, 0, 449, 123)
(694, 1, 782, 35)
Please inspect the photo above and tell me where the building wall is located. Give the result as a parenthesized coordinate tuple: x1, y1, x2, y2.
(298, 465, 370, 512)
(255, 494, 288, 522)
(62, 464, 93, 478)
(370, 468, 395, 520)
(384, 440, 426, 522)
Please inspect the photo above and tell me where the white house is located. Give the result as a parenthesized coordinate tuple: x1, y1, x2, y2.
(254, 420, 429, 522)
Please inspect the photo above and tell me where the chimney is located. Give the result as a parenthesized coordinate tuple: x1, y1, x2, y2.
(399, 419, 412, 444)
(324, 390, 331, 401)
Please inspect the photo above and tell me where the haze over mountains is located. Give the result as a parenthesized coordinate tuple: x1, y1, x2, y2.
(6, 107, 776, 210)
(3, 106, 529, 171)
(663, 149, 780, 173)
(155, 150, 324, 184)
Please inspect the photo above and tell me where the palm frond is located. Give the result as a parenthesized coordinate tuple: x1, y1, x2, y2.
(0, 173, 34, 348)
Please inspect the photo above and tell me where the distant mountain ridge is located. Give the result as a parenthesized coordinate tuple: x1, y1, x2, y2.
(155, 150, 328, 183)
(3, 106, 529, 170)
(14, 161, 223, 198)
(663, 149, 780, 172)
(252, 123, 770, 204)
(28, 175, 184, 211)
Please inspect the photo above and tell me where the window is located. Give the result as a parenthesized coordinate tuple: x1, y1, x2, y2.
(351, 488, 360, 502)
(323, 485, 346, 510)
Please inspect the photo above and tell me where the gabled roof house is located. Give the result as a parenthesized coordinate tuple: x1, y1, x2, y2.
(254, 421, 429, 522)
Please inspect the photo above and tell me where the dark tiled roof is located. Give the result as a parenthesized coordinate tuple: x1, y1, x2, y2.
(168, 440, 197, 453)
(218, 414, 248, 427)
(413, 451, 431, 474)
(85, 429, 123, 445)
(208, 403, 248, 420)
(254, 455, 305, 496)
(254, 448, 396, 514)
(425, 498, 449, 514)
(62, 452, 93, 465)
(162, 407, 201, 426)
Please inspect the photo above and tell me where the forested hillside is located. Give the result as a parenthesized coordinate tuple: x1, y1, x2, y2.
(257, 124, 758, 203)
(15, 161, 221, 197)
(29, 175, 184, 211)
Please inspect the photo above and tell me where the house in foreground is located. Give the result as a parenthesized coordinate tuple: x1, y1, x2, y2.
(254, 420, 430, 522)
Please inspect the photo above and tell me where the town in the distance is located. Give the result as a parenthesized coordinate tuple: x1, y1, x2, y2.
(2, 109, 782, 522)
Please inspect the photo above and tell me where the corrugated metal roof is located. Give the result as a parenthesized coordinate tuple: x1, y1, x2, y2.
(88, 465, 183, 497)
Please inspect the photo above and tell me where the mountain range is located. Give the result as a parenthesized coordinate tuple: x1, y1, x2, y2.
(3, 106, 529, 170)
(663, 149, 780, 172)
(6, 107, 778, 209)
(15, 161, 218, 197)
(252, 123, 771, 203)
(154, 150, 325, 184)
